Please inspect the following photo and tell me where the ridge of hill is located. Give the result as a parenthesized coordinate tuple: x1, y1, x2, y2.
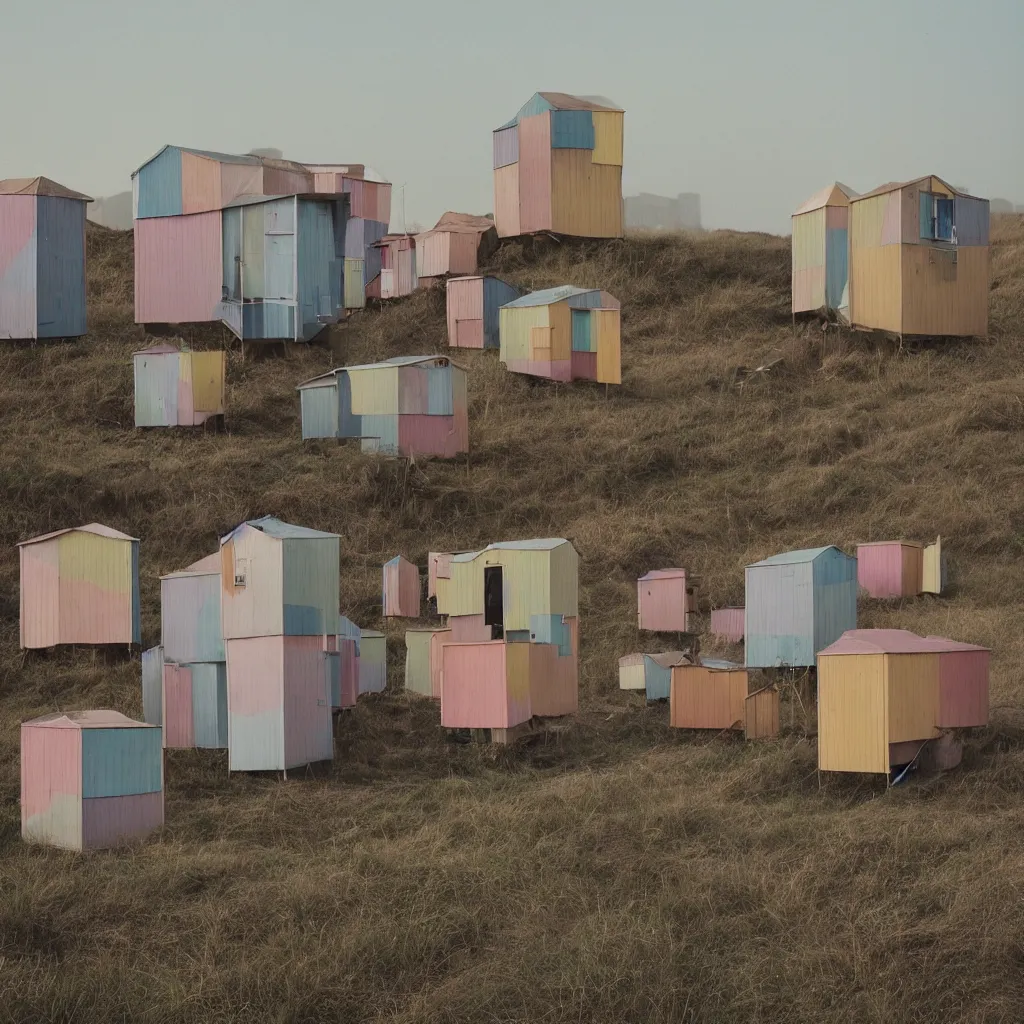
(1, 217, 1023, 1021)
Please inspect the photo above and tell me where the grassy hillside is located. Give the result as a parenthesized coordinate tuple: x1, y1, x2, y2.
(1, 217, 1023, 1022)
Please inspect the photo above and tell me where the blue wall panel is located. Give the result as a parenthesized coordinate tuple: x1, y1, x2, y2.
(81, 727, 162, 797)
(190, 662, 228, 749)
(338, 373, 361, 438)
(301, 384, 340, 439)
(825, 228, 848, 310)
(35, 197, 87, 338)
(426, 366, 454, 415)
(954, 196, 989, 246)
(483, 278, 520, 348)
(551, 110, 595, 150)
(643, 658, 673, 701)
(136, 147, 183, 219)
(297, 198, 338, 341)
(359, 414, 399, 454)
(517, 94, 554, 120)
(571, 308, 592, 352)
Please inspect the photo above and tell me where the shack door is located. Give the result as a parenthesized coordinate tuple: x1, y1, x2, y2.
(484, 566, 504, 640)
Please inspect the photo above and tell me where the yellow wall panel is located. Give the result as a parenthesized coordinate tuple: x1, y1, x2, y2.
(849, 242, 902, 333)
(792, 209, 826, 272)
(494, 163, 520, 239)
(885, 653, 940, 744)
(817, 654, 888, 773)
(593, 309, 621, 384)
(550, 151, 623, 238)
(548, 300, 571, 361)
(58, 533, 131, 590)
(901, 244, 989, 337)
(591, 111, 624, 166)
(188, 351, 226, 413)
(500, 306, 550, 363)
(347, 366, 398, 415)
(850, 194, 889, 249)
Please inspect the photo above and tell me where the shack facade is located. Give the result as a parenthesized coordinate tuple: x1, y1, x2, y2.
(416, 213, 498, 285)
(133, 344, 226, 427)
(446, 276, 521, 349)
(791, 182, 857, 315)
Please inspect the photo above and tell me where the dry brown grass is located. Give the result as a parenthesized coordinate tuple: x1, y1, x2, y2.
(2, 216, 1024, 1022)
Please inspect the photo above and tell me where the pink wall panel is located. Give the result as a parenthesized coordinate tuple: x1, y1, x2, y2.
(638, 576, 688, 632)
(570, 351, 597, 380)
(21, 723, 81, 819)
(81, 792, 164, 850)
(263, 167, 312, 195)
(0, 195, 37, 338)
(447, 233, 480, 276)
(20, 542, 60, 649)
(58, 578, 132, 645)
(518, 113, 552, 233)
(398, 366, 429, 415)
(711, 607, 745, 643)
(792, 266, 826, 313)
(825, 205, 848, 230)
(528, 641, 578, 718)
(856, 544, 905, 599)
(181, 153, 221, 215)
(449, 614, 490, 643)
(429, 629, 452, 698)
(162, 663, 195, 748)
(504, 359, 572, 382)
(225, 636, 282, 715)
(134, 212, 222, 325)
(397, 415, 466, 458)
(282, 635, 333, 768)
(220, 163, 264, 208)
(937, 650, 989, 728)
(384, 559, 420, 616)
(446, 278, 483, 344)
(0, 194, 35, 276)
(441, 642, 511, 728)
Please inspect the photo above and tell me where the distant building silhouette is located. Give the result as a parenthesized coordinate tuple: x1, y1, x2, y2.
(88, 191, 133, 230)
(624, 193, 701, 231)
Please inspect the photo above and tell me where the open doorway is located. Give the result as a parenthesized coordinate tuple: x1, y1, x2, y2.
(484, 566, 504, 640)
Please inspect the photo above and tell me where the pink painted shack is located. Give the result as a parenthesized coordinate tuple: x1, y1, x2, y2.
(376, 235, 418, 299)
(21, 711, 163, 851)
(638, 569, 698, 633)
(856, 538, 944, 598)
(220, 516, 340, 772)
(446, 276, 521, 350)
(19, 524, 141, 649)
(710, 607, 745, 643)
(415, 213, 498, 287)
(441, 641, 533, 730)
(383, 555, 420, 617)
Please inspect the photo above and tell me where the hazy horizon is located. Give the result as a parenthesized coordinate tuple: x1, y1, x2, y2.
(4, 0, 1021, 236)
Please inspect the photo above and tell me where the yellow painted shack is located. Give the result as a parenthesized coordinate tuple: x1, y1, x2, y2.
(791, 182, 857, 315)
(847, 176, 990, 338)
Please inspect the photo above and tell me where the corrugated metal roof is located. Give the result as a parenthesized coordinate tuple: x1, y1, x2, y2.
(539, 92, 622, 112)
(18, 523, 138, 546)
(221, 515, 339, 543)
(639, 568, 687, 581)
(161, 552, 221, 580)
(452, 538, 570, 562)
(503, 286, 596, 308)
(857, 540, 923, 549)
(700, 658, 742, 671)
(0, 177, 92, 201)
(748, 546, 841, 567)
(296, 355, 468, 389)
(793, 182, 858, 216)
(853, 176, 975, 202)
(24, 710, 153, 729)
(819, 629, 990, 656)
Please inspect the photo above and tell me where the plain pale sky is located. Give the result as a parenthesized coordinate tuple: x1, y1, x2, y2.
(3, 0, 1021, 234)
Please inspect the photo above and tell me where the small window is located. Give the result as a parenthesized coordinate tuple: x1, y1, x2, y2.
(920, 193, 955, 243)
(234, 557, 249, 588)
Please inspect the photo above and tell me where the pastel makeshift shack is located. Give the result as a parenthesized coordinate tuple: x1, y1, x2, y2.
(437, 539, 579, 727)
(847, 176, 989, 338)
(21, 711, 163, 851)
(220, 516, 340, 771)
(18, 524, 141, 649)
(297, 355, 469, 458)
(0, 177, 91, 340)
(791, 182, 857, 316)
(376, 235, 417, 299)
(856, 538, 944, 598)
(404, 627, 448, 698)
(710, 608, 744, 643)
(358, 630, 387, 694)
(817, 629, 990, 775)
(446, 276, 521, 349)
(744, 546, 857, 669)
(493, 93, 624, 239)
(499, 286, 621, 384)
(416, 213, 498, 285)
(326, 634, 358, 710)
(133, 344, 226, 427)
(618, 651, 691, 701)
(638, 569, 698, 632)
(669, 661, 779, 740)
(383, 555, 421, 617)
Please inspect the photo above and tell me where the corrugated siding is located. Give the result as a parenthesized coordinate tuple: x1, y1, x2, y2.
(20, 536, 60, 649)
(855, 543, 905, 598)
(136, 147, 183, 219)
(428, 629, 451, 699)
(593, 308, 621, 384)
(134, 351, 178, 427)
(56, 533, 135, 646)
(817, 653, 888, 773)
(35, 196, 87, 338)
(638, 575, 688, 632)
(745, 560, 814, 668)
(300, 382, 339, 438)
(744, 687, 779, 739)
(643, 657, 674, 701)
(954, 196, 989, 246)
(885, 652, 940, 744)
(297, 198, 341, 340)
(81, 727, 162, 797)
(824, 228, 848, 310)
(591, 111, 624, 166)
(848, 237, 902, 333)
(550, 151, 623, 238)
(190, 662, 228, 748)
(282, 536, 340, 635)
(141, 646, 164, 725)
(483, 277, 519, 346)
(360, 414, 400, 454)
(551, 110, 594, 149)
(937, 650, 989, 728)
(161, 571, 223, 662)
(494, 163, 521, 238)
(404, 631, 436, 696)
(571, 308, 592, 352)
(21, 723, 82, 849)
(383, 557, 420, 617)
(242, 205, 265, 296)
(922, 539, 942, 594)
(220, 527, 284, 640)
(134, 212, 222, 325)
(619, 654, 646, 690)
(446, 277, 482, 346)
(188, 351, 226, 418)
(447, 232, 481, 277)
(226, 635, 284, 771)
(0, 194, 38, 340)
(349, 365, 398, 415)
(493, 126, 519, 169)
(282, 635, 333, 769)
(80, 791, 164, 850)
(426, 365, 454, 415)
(669, 667, 747, 730)
(811, 550, 858, 656)
(397, 247, 417, 296)
(792, 209, 826, 313)
(162, 663, 195, 748)
(398, 364, 429, 414)
(710, 608, 744, 643)
(358, 633, 387, 694)
(901, 244, 989, 338)
(518, 113, 552, 234)
(344, 259, 366, 308)
(220, 162, 264, 209)
(180, 152, 221, 216)
(416, 233, 450, 279)
(500, 304, 550, 363)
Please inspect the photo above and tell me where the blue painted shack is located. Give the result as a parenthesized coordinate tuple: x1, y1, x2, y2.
(0, 177, 91, 340)
(744, 546, 857, 669)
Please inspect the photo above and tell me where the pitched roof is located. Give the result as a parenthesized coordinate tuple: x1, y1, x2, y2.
(420, 212, 495, 237)
(819, 629, 990, 656)
(502, 285, 597, 309)
(296, 355, 467, 389)
(221, 515, 339, 543)
(852, 175, 974, 202)
(538, 92, 622, 112)
(0, 177, 92, 201)
(747, 546, 843, 568)
(639, 568, 687, 581)
(793, 182, 858, 216)
(646, 652, 692, 669)
(452, 539, 571, 562)
(24, 710, 153, 729)
(18, 523, 138, 546)
(856, 540, 923, 549)
(160, 552, 221, 580)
